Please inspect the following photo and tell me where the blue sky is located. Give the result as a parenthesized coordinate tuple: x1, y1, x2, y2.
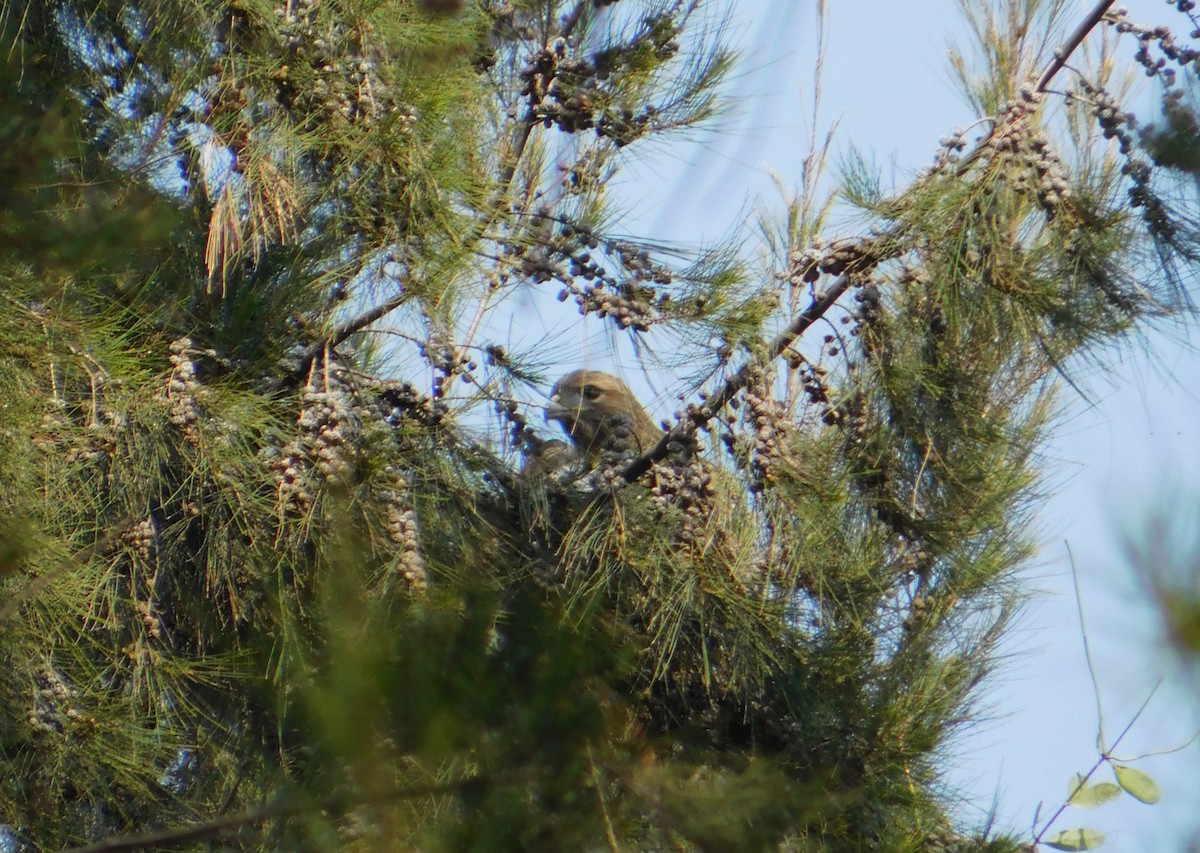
(573, 2, 1200, 849)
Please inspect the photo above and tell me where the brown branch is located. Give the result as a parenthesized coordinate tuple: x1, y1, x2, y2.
(621, 276, 853, 483)
(558, 0, 590, 41)
(619, 0, 1114, 485)
(278, 288, 410, 390)
(282, 0, 616, 392)
(64, 780, 477, 853)
(277, 0, 692, 394)
(945, 0, 1116, 180)
(1036, 0, 1116, 93)
(0, 520, 131, 624)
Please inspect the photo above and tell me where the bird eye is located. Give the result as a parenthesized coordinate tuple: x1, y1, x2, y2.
(581, 384, 601, 401)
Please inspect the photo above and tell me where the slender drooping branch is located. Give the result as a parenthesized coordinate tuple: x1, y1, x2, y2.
(281, 120, 538, 391)
(946, 0, 1116, 181)
(280, 122, 536, 391)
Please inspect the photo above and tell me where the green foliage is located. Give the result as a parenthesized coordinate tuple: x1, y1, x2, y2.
(1030, 738, 1164, 847)
(1126, 495, 1200, 669)
(1044, 827, 1106, 851)
(1111, 764, 1160, 805)
(1066, 776, 1121, 809)
(0, 0, 1196, 850)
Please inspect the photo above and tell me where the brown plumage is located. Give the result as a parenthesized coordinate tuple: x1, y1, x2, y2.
(545, 371, 758, 645)
(545, 370, 663, 462)
(519, 436, 580, 481)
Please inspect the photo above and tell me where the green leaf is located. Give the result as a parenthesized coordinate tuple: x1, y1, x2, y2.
(1067, 775, 1122, 809)
(1112, 764, 1160, 804)
(1044, 828, 1106, 850)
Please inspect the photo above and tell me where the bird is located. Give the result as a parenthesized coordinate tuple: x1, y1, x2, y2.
(543, 369, 741, 565)
(544, 370, 662, 463)
(541, 370, 762, 710)
(519, 435, 582, 483)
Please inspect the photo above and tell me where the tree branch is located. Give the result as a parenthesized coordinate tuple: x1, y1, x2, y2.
(0, 520, 132, 624)
(621, 275, 853, 482)
(278, 287, 410, 389)
(64, 781, 477, 853)
(619, 0, 1115, 485)
(1036, 0, 1116, 94)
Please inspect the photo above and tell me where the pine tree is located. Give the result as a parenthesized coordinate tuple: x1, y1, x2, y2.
(0, 1, 1197, 850)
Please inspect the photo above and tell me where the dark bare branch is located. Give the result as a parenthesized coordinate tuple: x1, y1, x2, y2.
(65, 781, 476, 853)
(1037, 0, 1117, 93)
(621, 274, 853, 483)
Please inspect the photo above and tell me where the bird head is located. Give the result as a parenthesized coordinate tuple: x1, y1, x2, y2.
(545, 370, 662, 461)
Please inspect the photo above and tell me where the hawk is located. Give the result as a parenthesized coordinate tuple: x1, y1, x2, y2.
(542, 369, 758, 630)
(544, 370, 662, 462)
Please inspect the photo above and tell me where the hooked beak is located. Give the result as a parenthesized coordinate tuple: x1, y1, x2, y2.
(545, 393, 566, 425)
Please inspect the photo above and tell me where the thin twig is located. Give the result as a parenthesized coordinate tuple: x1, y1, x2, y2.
(1068, 542, 1106, 750)
(587, 744, 620, 853)
(278, 289, 408, 389)
(282, 95, 540, 392)
(947, 0, 1115, 182)
(1032, 682, 1160, 844)
(1107, 681, 1161, 757)
(558, 0, 592, 42)
(1112, 726, 1200, 761)
(280, 0, 663, 391)
(1032, 750, 1107, 844)
(284, 120, 541, 390)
